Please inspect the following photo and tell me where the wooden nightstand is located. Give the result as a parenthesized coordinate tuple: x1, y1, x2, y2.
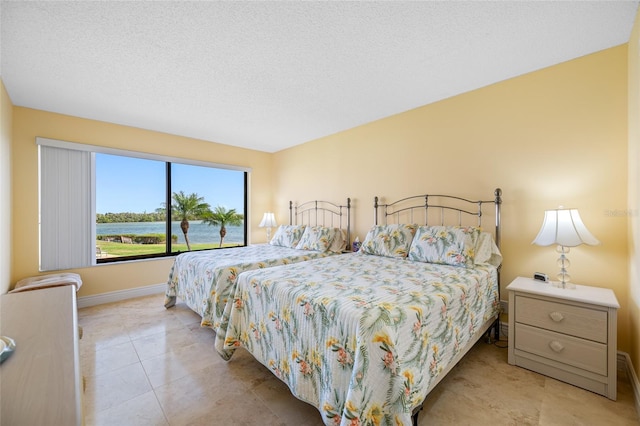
(507, 276, 619, 400)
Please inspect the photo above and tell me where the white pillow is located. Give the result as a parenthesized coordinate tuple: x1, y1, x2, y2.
(473, 231, 503, 267)
(328, 228, 347, 253)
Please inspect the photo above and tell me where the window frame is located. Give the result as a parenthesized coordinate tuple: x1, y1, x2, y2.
(37, 137, 251, 270)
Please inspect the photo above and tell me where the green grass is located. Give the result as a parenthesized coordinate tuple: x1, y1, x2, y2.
(96, 241, 243, 257)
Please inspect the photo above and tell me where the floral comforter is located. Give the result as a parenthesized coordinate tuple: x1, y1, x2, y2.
(218, 252, 499, 426)
(165, 244, 335, 342)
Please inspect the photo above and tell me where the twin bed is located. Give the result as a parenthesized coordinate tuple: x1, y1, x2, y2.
(165, 189, 502, 426)
(165, 199, 351, 349)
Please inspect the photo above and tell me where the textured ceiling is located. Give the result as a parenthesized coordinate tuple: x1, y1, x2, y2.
(1, 1, 638, 153)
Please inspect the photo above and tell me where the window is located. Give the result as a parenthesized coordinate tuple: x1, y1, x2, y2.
(38, 138, 249, 271)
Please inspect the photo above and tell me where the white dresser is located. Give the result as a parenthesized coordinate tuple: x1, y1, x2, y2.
(0, 285, 83, 425)
(507, 276, 619, 400)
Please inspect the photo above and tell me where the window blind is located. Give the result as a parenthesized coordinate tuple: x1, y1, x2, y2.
(39, 145, 95, 271)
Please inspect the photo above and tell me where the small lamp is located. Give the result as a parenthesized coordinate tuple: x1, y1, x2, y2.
(532, 208, 600, 289)
(259, 212, 277, 242)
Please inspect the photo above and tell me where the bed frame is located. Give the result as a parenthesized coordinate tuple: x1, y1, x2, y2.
(290, 198, 351, 249)
(373, 188, 502, 425)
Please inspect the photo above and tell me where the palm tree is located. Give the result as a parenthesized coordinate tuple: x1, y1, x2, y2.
(202, 205, 243, 248)
(171, 191, 210, 251)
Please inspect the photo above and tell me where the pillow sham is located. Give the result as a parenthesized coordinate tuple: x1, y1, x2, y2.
(328, 228, 348, 253)
(269, 225, 306, 248)
(474, 231, 503, 267)
(408, 225, 480, 268)
(295, 226, 340, 252)
(360, 224, 418, 258)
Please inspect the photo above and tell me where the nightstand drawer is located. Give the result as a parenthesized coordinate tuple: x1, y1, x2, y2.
(515, 295, 607, 343)
(515, 323, 607, 375)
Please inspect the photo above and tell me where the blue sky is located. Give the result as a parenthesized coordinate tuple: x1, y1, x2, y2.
(96, 154, 245, 214)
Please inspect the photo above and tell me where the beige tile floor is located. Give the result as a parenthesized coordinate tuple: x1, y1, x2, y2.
(79, 293, 640, 425)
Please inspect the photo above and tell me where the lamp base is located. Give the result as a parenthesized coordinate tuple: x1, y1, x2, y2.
(551, 280, 576, 290)
(554, 245, 575, 289)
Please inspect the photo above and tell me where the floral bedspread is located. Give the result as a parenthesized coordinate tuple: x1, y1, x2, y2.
(218, 252, 499, 426)
(165, 244, 334, 341)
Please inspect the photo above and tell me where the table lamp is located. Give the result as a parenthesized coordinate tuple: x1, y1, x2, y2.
(259, 212, 277, 242)
(532, 208, 600, 289)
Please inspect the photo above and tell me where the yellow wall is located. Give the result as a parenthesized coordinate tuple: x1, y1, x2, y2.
(628, 9, 640, 379)
(11, 108, 273, 297)
(1, 78, 12, 421)
(274, 46, 631, 352)
(6, 44, 634, 359)
(1, 80, 13, 296)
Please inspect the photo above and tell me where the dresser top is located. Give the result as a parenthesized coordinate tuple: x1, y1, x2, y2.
(1, 285, 82, 425)
(507, 276, 620, 308)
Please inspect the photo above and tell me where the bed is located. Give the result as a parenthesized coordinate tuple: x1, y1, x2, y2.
(164, 199, 351, 347)
(217, 189, 502, 426)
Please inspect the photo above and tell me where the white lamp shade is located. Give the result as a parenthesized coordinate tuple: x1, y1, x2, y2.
(532, 209, 600, 247)
(259, 212, 277, 228)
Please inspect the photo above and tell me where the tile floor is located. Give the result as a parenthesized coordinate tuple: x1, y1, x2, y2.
(79, 293, 639, 425)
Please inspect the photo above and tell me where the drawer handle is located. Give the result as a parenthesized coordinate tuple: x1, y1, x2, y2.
(549, 341, 565, 353)
(549, 311, 564, 322)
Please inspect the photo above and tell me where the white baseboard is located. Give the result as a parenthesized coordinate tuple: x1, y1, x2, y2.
(619, 351, 640, 418)
(77, 283, 165, 309)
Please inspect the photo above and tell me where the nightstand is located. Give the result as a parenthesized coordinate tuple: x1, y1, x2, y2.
(507, 276, 619, 400)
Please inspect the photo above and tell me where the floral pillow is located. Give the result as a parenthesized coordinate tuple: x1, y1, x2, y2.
(269, 225, 306, 248)
(295, 226, 339, 252)
(360, 224, 417, 258)
(408, 225, 480, 267)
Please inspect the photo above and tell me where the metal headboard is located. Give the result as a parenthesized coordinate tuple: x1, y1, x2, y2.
(374, 188, 502, 249)
(289, 199, 352, 247)
(374, 188, 503, 354)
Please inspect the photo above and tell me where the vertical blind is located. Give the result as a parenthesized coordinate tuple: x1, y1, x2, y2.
(39, 144, 95, 271)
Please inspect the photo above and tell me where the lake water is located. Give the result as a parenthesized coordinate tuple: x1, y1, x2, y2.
(96, 221, 245, 244)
